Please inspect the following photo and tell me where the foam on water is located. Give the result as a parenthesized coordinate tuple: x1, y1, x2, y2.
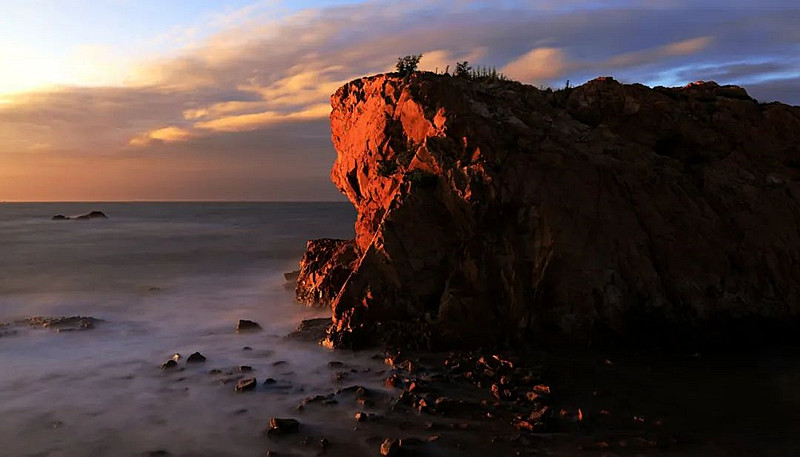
(0, 203, 386, 457)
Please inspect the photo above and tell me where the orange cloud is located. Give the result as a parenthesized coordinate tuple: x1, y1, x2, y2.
(194, 104, 331, 133)
(129, 126, 192, 147)
(607, 36, 714, 67)
(664, 36, 714, 56)
(501, 47, 568, 83)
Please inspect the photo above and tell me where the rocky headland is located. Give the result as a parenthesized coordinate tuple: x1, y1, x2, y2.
(296, 72, 800, 350)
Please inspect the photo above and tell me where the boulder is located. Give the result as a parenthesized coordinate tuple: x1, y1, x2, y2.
(236, 319, 262, 332)
(234, 378, 258, 392)
(266, 417, 300, 435)
(186, 352, 206, 363)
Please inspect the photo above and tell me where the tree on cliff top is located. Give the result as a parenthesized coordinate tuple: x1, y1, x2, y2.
(396, 54, 422, 77)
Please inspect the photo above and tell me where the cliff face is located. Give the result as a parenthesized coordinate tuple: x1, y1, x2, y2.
(298, 72, 800, 348)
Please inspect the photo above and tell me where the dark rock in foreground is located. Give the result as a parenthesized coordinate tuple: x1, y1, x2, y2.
(186, 352, 206, 363)
(266, 417, 299, 435)
(234, 378, 257, 392)
(287, 318, 330, 342)
(380, 438, 400, 457)
(297, 72, 800, 349)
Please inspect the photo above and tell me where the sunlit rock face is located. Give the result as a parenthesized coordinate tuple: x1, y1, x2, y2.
(298, 72, 800, 348)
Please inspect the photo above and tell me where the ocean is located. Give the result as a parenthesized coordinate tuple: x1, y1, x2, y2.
(0, 202, 386, 457)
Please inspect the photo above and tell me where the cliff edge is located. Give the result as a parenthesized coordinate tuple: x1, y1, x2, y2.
(297, 72, 800, 349)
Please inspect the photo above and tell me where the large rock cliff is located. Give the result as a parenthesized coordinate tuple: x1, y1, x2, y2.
(297, 72, 800, 348)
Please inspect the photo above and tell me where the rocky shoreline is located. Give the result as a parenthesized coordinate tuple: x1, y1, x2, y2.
(279, 318, 800, 457)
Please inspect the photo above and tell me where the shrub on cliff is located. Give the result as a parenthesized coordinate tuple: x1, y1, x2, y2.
(396, 54, 422, 77)
(454, 61, 509, 82)
(455, 61, 472, 77)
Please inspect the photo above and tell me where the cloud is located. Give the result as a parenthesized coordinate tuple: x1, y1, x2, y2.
(605, 36, 714, 68)
(502, 47, 568, 84)
(194, 104, 331, 132)
(1, 0, 798, 200)
(129, 126, 192, 147)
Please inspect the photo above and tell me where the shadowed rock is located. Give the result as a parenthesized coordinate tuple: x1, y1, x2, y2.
(186, 352, 206, 363)
(23, 316, 101, 332)
(235, 319, 262, 332)
(266, 417, 299, 435)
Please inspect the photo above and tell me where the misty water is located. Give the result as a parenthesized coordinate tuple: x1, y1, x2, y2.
(0, 203, 388, 457)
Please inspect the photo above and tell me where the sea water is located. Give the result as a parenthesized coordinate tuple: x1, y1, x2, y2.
(0, 203, 385, 457)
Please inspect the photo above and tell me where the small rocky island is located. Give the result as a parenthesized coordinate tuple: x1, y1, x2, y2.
(52, 211, 108, 220)
(296, 72, 800, 349)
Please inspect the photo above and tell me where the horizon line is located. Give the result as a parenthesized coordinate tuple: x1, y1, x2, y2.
(0, 199, 351, 204)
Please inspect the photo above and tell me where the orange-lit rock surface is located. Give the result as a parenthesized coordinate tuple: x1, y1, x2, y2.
(298, 72, 800, 348)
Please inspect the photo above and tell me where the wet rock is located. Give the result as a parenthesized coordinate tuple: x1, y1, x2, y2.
(267, 417, 300, 435)
(24, 316, 101, 332)
(319, 437, 330, 450)
(186, 352, 206, 363)
(161, 360, 178, 370)
(239, 365, 253, 372)
(51, 215, 67, 220)
(287, 317, 330, 342)
(532, 384, 551, 395)
(355, 411, 368, 422)
(171, 353, 181, 361)
(141, 451, 171, 457)
(236, 320, 262, 332)
(263, 378, 277, 385)
(272, 360, 288, 366)
(234, 378, 258, 391)
(242, 346, 253, 351)
(380, 438, 400, 457)
(284, 270, 300, 282)
(302, 394, 337, 406)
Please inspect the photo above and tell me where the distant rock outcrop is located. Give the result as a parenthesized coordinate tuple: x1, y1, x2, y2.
(297, 72, 800, 348)
(52, 211, 108, 220)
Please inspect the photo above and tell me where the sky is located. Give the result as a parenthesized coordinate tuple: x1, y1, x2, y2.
(1, 0, 798, 201)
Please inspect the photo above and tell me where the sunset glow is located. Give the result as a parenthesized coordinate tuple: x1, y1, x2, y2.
(1, 0, 798, 201)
